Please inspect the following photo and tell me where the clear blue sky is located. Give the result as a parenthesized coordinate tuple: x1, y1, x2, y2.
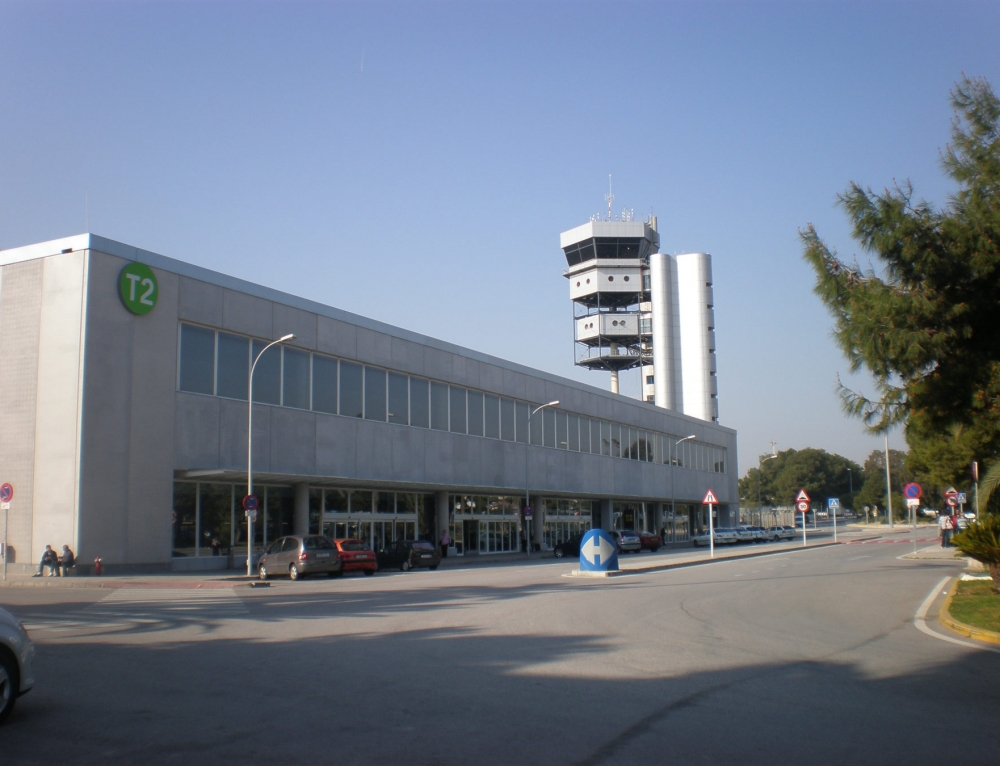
(3, 1, 998, 476)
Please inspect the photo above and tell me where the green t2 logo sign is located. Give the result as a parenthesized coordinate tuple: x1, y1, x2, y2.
(119, 263, 158, 315)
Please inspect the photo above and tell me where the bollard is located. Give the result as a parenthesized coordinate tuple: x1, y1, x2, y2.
(94, 556, 103, 576)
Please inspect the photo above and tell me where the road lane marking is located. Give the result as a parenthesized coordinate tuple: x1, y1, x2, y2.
(914, 576, 1000, 654)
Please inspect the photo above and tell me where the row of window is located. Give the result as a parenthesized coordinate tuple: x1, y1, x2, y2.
(177, 322, 727, 473)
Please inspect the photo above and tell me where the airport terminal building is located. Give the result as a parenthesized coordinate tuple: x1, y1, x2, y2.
(0, 234, 738, 572)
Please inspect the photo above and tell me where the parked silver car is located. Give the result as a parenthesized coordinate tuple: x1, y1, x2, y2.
(0, 606, 35, 724)
(258, 535, 342, 580)
(692, 527, 739, 546)
(610, 530, 642, 553)
(766, 525, 795, 541)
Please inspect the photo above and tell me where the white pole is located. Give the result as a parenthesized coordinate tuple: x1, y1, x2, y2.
(801, 512, 807, 547)
(884, 433, 893, 528)
(2, 506, 7, 582)
(247, 334, 295, 577)
(832, 502, 837, 543)
(708, 502, 714, 559)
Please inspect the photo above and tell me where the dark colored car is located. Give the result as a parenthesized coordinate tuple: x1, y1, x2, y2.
(376, 539, 441, 571)
(552, 534, 584, 559)
(333, 538, 378, 576)
(258, 535, 342, 580)
(637, 530, 663, 552)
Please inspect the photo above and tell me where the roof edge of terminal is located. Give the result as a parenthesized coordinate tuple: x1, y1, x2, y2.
(1, 233, 735, 435)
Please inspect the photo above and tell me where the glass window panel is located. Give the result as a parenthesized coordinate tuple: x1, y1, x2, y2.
(611, 423, 621, 458)
(567, 414, 579, 451)
(350, 490, 373, 513)
(388, 372, 408, 425)
(397, 493, 418, 515)
(339, 361, 364, 418)
(467, 390, 484, 437)
(500, 398, 516, 441)
(324, 489, 348, 513)
(265, 486, 295, 543)
(410, 377, 429, 428)
(515, 401, 529, 444)
(430, 382, 449, 430)
(556, 411, 568, 449)
(376, 491, 394, 514)
(312, 355, 338, 414)
(449, 386, 467, 434)
(364, 366, 387, 421)
(179, 324, 215, 395)
(590, 418, 601, 454)
(308, 489, 322, 535)
(251, 340, 281, 405)
(543, 408, 556, 448)
(198, 484, 233, 556)
(600, 420, 611, 456)
(216, 332, 248, 400)
(628, 427, 638, 460)
(282, 347, 311, 409)
(172, 482, 197, 557)
(484, 394, 500, 439)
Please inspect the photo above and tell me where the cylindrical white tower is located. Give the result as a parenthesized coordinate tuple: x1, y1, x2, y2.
(675, 252, 718, 422)
(649, 252, 678, 410)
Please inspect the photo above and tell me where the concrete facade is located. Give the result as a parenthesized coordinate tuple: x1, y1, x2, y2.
(0, 234, 739, 571)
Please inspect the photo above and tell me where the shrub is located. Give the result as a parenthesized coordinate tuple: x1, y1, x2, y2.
(952, 515, 1000, 594)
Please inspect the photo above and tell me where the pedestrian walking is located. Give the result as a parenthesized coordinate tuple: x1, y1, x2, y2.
(439, 530, 451, 558)
(939, 513, 954, 547)
(34, 544, 59, 576)
(59, 545, 75, 576)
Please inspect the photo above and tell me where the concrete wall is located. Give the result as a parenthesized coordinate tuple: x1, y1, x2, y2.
(0, 252, 86, 566)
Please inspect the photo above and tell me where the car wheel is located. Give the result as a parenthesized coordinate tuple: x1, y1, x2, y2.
(692, 540, 699, 547)
(0, 649, 19, 724)
(289, 564, 301, 580)
(258, 564, 268, 580)
(554, 548, 564, 558)
(363, 569, 375, 576)
(328, 569, 342, 578)
(401, 560, 411, 572)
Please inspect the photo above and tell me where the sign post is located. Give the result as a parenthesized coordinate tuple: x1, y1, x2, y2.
(0, 483, 13, 583)
(903, 483, 922, 553)
(795, 489, 810, 546)
(827, 497, 840, 542)
(703, 489, 718, 559)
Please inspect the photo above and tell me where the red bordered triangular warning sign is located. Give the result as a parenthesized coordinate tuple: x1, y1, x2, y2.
(702, 489, 718, 505)
(795, 489, 810, 503)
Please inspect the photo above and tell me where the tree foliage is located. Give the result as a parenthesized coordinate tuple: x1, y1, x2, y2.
(801, 76, 1000, 487)
(952, 515, 1000, 593)
(738, 448, 861, 508)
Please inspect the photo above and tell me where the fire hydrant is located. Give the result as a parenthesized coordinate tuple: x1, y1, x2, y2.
(94, 556, 103, 576)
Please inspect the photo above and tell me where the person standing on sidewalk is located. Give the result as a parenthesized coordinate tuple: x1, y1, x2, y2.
(939, 512, 953, 547)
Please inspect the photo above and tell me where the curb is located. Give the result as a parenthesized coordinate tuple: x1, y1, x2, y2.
(939, 578, 1000, 646)
(571, 541, 842, 577)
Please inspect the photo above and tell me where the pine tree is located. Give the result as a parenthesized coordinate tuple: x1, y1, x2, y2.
(802, 76, 1000, 485)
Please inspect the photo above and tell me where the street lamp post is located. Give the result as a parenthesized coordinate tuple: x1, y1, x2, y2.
(670, 435, 696, 540)
(246, 333, 296, 576)
(524, 400, 559, 555)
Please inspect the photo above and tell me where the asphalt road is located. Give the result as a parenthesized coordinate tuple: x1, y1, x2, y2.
(2, 537, 997, 765)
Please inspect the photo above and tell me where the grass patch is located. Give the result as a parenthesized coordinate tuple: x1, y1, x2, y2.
(949, 580, 1000, 633)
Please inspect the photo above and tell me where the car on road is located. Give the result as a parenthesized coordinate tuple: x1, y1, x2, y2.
(765, 525, 795, 541)
(333, 538, 378, 576)
(258, 535, 342, 580)
(692, 527, 738, 546)
(920, 508, 939, 518)
(637, 530, 663, 552)
(377, 539, 441, 571)
(553, 534, 584, 558)
(0, 606, 35, 725)
(610, 530, 642, 553)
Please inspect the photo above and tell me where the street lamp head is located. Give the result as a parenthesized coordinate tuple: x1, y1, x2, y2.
(279, 333, 296, 342)
(546, 400, 560, 407)
(678, 434, 696, 444)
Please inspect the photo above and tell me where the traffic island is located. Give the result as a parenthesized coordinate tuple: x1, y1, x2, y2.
(939, 578, 1000, 645)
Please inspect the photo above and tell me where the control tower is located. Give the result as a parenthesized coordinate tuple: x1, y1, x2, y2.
(560, 209, 718, 422)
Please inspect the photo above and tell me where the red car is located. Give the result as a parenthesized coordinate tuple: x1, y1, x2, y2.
(333, 539, 378, 576)
(638, 531, 663, 552)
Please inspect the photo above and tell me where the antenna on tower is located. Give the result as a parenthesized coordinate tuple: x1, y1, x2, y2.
(606, 174, 613, 221)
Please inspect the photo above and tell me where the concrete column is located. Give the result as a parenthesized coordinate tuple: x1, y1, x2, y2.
(653, 502, 666, 537)
(435, 491, 450, 551)
(293, 482, 309, 536)
(598, 499, 613, 531)
(531, 495, 544, 551)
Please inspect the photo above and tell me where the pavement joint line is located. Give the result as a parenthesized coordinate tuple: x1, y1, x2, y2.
(913, 576, 1000, 654)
